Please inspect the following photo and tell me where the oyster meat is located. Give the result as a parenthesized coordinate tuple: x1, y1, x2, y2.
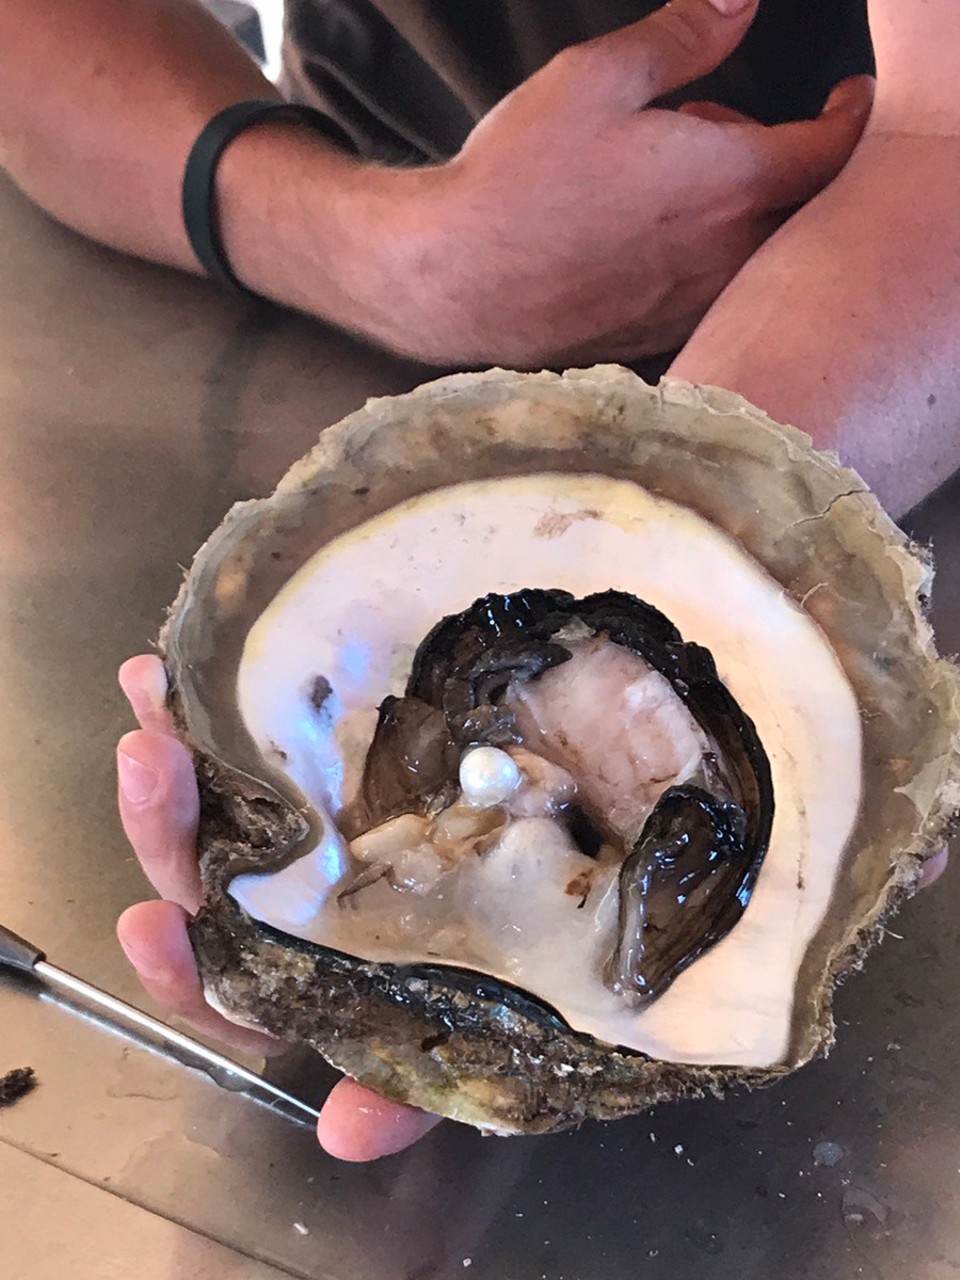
(161, 367, 960, 1135)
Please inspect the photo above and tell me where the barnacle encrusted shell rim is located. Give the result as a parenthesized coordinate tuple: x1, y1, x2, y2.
(162, 366, 960, 1135)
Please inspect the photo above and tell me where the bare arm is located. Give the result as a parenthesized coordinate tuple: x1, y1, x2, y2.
(0, 0, 273, 268)
(0, 0, 411, 341)
(669, 0, 960, 518)
(0, 0, 871, 366)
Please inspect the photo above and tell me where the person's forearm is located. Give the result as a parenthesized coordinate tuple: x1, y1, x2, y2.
(0, 0, 283, 269)
(669, 131, 960, 518)
(0, 0, 405, 337)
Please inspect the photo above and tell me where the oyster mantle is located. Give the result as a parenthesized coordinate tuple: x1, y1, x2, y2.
(162, 367, 960, 1135)
(336, 585, 775, 1009)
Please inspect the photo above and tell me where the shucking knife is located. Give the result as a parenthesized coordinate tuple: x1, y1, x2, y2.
(0, 921, 321, 1126)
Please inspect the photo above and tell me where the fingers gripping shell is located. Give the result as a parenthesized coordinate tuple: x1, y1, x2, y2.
(161, 367, 960, 1135)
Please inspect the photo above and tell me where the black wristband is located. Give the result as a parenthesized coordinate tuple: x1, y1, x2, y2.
(182, 99, 352, 295)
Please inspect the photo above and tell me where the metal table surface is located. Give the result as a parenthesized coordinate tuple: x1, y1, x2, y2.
(2, 169, 959, 1280)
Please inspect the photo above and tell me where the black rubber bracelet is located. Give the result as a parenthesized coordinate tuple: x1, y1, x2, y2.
(182, 99, 352, 295)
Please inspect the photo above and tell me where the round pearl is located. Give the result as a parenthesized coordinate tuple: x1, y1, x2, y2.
(459, 746, 522, 806)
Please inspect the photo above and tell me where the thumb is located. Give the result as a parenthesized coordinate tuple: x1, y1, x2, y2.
(587, 0, 759, 111)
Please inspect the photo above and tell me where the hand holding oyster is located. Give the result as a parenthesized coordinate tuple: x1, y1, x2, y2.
(150, 367, 960, 1137)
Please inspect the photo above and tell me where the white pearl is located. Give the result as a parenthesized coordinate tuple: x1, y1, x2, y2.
(459, 746, 522, 806)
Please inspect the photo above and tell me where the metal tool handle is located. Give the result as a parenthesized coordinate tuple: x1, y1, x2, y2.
(0, 919, 321, 1125)
(0, 923, 46, 973)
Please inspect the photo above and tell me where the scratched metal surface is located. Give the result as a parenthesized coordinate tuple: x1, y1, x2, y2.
(2, 170, 959, 1280)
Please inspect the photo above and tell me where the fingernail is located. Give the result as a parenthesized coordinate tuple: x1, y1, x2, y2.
(118, 749, 159, 805)
(825, 76, 875, 113)
(140, 660, 169, 714)
(704, 0, 754, 15)
(119, 657, 169, 722)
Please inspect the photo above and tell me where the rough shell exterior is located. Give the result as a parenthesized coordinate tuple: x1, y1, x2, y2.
(163, 367, 960, 1135)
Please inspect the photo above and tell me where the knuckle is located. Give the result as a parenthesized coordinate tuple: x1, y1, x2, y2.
(547, 38, 603, 83)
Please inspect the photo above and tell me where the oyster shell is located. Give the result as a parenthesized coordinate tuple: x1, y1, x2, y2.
(162, 367, 960, 1135)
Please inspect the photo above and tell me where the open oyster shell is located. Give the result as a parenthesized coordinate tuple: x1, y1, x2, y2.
(162, 366, 960, 1135)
